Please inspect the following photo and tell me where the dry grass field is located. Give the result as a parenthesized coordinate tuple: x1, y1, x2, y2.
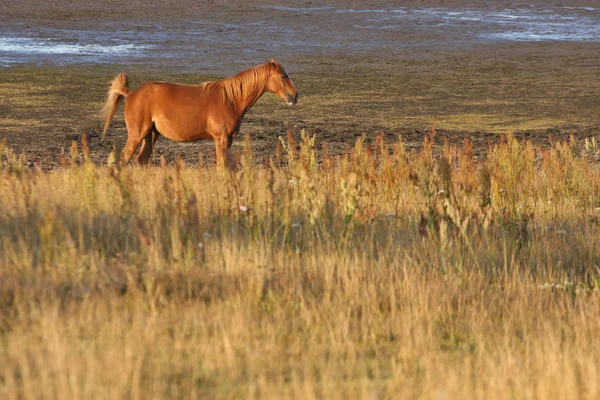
(2, 132, 600, 398)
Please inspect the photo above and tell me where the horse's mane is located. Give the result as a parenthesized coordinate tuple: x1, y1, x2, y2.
(216, 64, 270, 108)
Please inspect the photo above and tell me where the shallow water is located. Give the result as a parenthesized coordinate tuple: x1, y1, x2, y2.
(1, 5, 598, 71)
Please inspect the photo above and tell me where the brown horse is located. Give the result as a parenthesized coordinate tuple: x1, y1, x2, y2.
(101, 59, 298, 167)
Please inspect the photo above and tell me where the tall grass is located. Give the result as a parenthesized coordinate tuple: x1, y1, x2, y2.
(1, 131, 600, 399)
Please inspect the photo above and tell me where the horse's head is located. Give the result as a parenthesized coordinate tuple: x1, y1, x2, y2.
(265, 59, 298, 106)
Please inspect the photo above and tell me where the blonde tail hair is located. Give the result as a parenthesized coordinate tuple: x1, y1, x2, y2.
(100, 73, 129, 138)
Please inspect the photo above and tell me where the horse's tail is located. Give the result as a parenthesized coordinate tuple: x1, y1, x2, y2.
(101, 73, 130, 138)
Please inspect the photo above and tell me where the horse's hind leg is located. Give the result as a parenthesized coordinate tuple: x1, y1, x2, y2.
(136, 130, 160, 165)
(135, 136, 152, 165)
(121, 120, 152, 164)
(121, 136, 142, 164)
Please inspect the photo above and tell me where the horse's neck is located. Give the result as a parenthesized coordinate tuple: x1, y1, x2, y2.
(224, 68, 268, 115)
(236, 85, 266, 115)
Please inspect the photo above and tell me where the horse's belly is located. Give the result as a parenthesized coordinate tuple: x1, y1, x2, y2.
(154, 119, 213, 142)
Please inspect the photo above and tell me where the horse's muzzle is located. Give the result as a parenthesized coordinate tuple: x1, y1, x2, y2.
(287, 93, 298, 106)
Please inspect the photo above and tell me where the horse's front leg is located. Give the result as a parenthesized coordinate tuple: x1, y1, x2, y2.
(214, 133, 234, 169)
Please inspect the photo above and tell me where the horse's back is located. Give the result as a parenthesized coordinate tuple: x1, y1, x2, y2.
(125, 81, 219, 117)
(128, 81, 211, 104)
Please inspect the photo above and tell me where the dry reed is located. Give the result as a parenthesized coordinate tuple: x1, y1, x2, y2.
(1, 132, 600, 399)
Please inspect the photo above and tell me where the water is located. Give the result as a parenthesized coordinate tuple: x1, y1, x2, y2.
(0, 37, 150, 58)
(1, 5, 598, 71)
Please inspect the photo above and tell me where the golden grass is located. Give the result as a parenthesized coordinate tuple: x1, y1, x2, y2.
(1, 132, 600, 399)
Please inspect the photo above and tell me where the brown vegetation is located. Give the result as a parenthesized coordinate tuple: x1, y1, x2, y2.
(1, 131, 600, 398)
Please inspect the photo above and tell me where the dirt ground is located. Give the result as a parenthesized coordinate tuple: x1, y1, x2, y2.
(0, 0, 598, 168)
